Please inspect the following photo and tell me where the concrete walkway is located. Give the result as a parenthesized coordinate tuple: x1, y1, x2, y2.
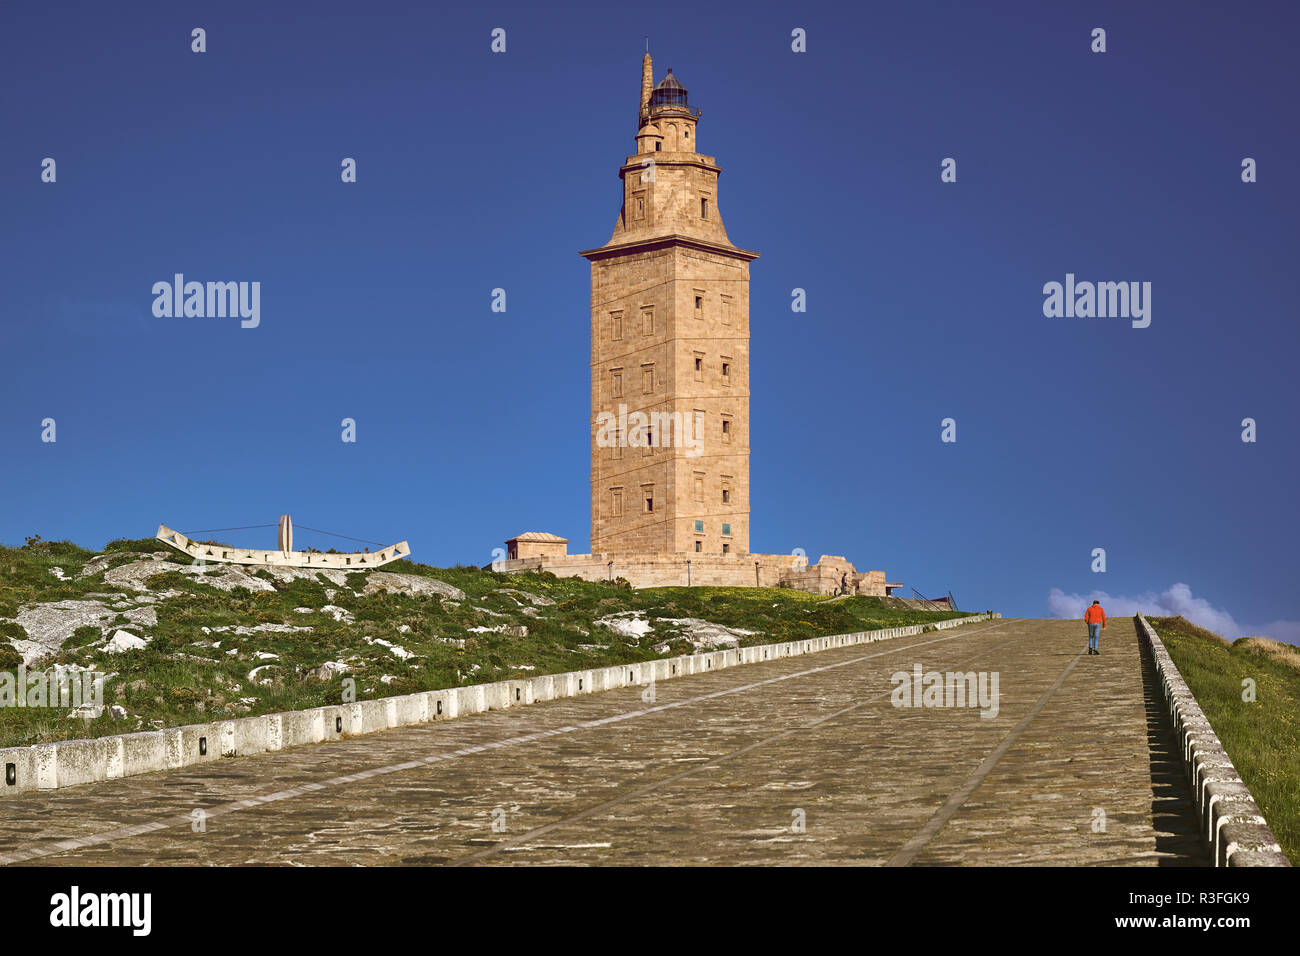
(0, 618, 1208, 866)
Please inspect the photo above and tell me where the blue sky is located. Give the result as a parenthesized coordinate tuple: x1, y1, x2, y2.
(3, 1, 1297, 641)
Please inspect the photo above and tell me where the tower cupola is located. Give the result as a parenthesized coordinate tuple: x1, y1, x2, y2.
(641, 67, 700, 153)
(648, 69, 690, 111)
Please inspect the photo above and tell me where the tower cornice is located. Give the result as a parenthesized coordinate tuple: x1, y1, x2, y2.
(619, 155, 719, 174)
(579, 233, 759, 263)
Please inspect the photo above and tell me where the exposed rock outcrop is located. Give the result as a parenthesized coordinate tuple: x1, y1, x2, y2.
(11, 600, 118, 663)
(363, 572, 465, 602)
(104, 629, 151, 654)
(103, 559, 276, 594)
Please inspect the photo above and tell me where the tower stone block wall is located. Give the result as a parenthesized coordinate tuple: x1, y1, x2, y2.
(584, 56, 757, 557)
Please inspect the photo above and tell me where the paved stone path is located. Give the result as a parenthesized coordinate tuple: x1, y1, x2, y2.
(0, 618, 1209, 866)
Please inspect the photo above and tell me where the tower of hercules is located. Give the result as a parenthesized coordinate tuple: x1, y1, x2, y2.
(582, 54, 758, 556)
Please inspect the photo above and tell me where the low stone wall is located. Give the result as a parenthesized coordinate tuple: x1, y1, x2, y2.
(1136, 614, 1289, 866)
(0, 612, 999, 798)
(497, 551, 887, 595)
(500, 552, 789, 588)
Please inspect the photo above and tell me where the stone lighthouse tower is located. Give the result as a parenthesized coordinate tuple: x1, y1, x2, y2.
(582, 54, 758, 556)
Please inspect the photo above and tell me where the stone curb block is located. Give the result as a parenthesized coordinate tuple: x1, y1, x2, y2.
(0, 611, 999, 797)
(281, 710, 325, 750)
(1135, 613, 1289, 867)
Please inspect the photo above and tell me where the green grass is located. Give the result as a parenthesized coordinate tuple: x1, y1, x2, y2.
(0, 538, 970, 748)
(1149, 615, 1300, 864)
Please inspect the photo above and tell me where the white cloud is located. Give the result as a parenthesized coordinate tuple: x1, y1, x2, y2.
(1046, 582, 1300, 646)
(1251, 618, 1300, 646)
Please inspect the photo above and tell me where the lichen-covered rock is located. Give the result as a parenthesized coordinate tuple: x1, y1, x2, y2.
(124, 606, 158, 628)
(247, 663, 287, 686)
(104, 629, 151, 654)
(77, 551, 171, 580)
(496, 588, 556, 607)
(363, 572, 465, 602)
(11, 600, 118, 663)
(592, 613, 756, 648)
(596, 611, 654, 639)
(104, 559, 275, 594)
(656, 618, 760, 649)
(211, 623, 312, 636)
(262, 566, 350, 587)
(305, 660, 351, 681)
(293, 604, 353, 622)
(363, 636, 414, 659)
(467, 623, 528, 637)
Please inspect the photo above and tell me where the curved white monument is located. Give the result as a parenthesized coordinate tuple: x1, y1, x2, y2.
(156, 520, 410, 569)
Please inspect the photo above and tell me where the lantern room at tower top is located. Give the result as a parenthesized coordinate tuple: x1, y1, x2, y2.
(634, 56, 705, 156)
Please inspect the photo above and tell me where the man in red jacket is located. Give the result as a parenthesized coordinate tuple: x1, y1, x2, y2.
(1084, 600, 1106, 655)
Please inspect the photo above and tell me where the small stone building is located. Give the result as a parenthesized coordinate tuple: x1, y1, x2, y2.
(505, 532, 569, 561)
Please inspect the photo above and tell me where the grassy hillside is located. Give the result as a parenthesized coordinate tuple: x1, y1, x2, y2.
(1149, 615, 1300, 864)
(0, 537, 968, 748)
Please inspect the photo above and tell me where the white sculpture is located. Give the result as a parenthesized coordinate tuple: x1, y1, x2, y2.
(156, 517, 410, 570)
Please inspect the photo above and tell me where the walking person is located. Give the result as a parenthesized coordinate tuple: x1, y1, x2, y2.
(1084, 600, 1106, 655)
